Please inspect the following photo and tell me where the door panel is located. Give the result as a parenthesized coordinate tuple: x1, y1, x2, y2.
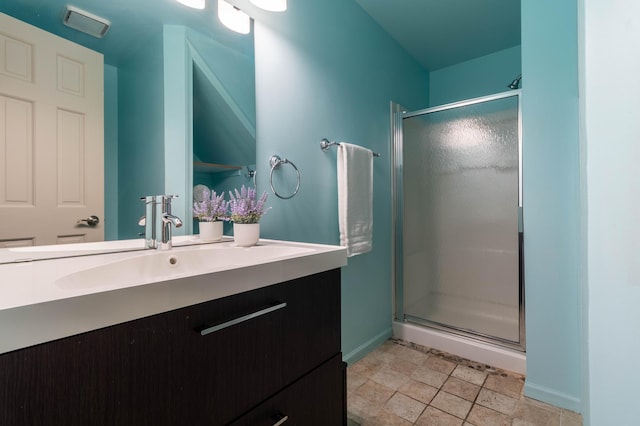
(0, 12, 104, 246)
(402, 95, 521, 344)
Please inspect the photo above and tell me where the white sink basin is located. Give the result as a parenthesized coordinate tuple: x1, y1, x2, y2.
(0, 238, 347, 355)
(56, 243, 315, 290)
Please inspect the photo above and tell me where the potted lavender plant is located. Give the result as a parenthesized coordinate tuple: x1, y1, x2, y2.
(193, 189, 228, 242)
(228, 185, 269, 246)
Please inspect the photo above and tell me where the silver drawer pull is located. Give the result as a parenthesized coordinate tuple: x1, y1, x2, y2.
(272, 414, 289, 425)
(200, 302, 287, 336)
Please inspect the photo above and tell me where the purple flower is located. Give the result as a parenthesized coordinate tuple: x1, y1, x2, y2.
(228, 185, 270, 224)
(193, 190, 228, 222)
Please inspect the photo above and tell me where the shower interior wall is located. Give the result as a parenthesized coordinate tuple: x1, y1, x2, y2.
(429, 45, 522, 106)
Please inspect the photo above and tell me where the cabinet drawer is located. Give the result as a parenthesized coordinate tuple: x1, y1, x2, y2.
(231, 354, 346, 426)
(174, 268, 341, 424)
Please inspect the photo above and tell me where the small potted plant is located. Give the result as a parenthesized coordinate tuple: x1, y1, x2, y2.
(193, 189, 228, 242)
(228, 185, 269, 246)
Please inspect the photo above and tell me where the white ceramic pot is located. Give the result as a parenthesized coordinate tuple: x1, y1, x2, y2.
(199, 221, 223, 242)
(233, 223, 260, 247)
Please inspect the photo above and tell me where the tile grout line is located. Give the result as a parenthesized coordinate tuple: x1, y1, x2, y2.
(461, 370, 488, 424)
(416, 342, 525, 425)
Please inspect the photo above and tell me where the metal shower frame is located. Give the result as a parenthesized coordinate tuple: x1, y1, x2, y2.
(390, 90, 525, 352)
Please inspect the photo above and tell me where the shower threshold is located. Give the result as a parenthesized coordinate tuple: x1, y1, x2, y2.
(393, 320, 526, 374)
(403, 314, 524, 352)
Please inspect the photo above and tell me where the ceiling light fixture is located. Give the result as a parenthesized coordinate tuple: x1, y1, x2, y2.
(249, 0, 287, 12)
(218, 0, 250, 34)
(176, 0, 206, 9)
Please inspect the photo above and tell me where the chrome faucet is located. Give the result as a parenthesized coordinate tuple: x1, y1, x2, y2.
(159, 195, 182, 250)
(139, 195, 182, 250)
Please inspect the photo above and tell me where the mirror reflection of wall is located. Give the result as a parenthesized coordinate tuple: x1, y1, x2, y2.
(0, 0, 256, 248)
(190, 31, 256, 235)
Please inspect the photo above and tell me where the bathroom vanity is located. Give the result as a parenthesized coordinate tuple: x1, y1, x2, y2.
(0, 239, 347, 425)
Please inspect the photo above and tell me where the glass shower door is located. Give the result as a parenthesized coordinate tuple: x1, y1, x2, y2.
(397, 94, 522, 346)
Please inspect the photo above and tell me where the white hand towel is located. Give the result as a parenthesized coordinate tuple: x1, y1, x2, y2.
(337, 143, 373, 257)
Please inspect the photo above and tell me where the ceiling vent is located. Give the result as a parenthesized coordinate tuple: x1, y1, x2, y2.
(63, 5, 110, 38)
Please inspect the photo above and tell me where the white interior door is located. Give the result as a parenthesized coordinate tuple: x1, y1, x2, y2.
(0, 12, 104, 247)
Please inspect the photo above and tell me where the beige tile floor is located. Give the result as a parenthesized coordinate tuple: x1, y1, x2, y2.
(347, 339, 583, 426)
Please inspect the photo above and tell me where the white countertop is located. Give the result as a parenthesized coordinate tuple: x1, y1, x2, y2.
(0, 239, 347, 354)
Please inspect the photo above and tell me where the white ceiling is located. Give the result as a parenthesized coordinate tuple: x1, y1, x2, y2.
(354, 0, 521, 71)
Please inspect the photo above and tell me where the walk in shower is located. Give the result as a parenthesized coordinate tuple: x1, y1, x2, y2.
(392, 92, 525, 371)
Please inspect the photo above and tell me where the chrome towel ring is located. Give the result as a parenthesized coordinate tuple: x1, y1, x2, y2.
(269, 155, 300, 199)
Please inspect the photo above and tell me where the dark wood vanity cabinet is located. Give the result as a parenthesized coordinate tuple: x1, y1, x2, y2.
(0, 269, 345, 426)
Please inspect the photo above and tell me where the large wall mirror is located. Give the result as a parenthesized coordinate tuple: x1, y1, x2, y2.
(0, 0, 256, 262)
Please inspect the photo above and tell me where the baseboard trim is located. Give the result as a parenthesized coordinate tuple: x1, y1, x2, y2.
(342, 327, 392, 365)
(524, 381, 582, 413)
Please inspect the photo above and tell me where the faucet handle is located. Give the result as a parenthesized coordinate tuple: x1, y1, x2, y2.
(160, 195, 179, 214)
(161, 194, 179, 202)
(140, 195, 157, 205)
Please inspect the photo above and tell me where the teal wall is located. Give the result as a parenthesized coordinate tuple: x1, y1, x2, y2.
(252, 0, 429, 362)
(104, 64, 118, 241)
(583, 1, 640, 424)
(429, 46, 521, 106)
(117, 30, 165, 239)
(521, 0, 582, 412)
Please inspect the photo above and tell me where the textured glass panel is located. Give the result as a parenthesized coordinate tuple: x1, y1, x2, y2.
(402, 96, 520, 342)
